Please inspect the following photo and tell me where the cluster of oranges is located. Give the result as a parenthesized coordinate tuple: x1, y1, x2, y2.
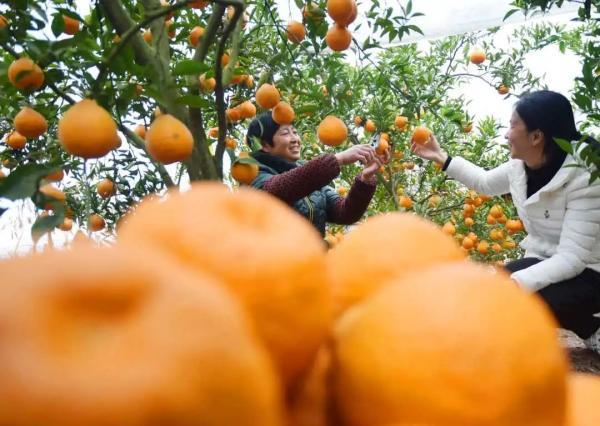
(0, 182, 597, 425)
(441, 194, 525, 259)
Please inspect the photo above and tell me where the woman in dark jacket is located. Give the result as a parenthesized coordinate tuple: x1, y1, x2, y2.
(246, 112, 387, 237)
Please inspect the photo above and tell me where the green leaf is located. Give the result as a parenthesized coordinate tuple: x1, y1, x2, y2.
(503, 9, 520, 21)
(51, 13, 65, 37)
(0, 164, 56, 201)
(173, 60, 207, 76)
(176, 94, 210, 108)
(554, 138, 573, 155)
(235, 156, 259, 166)
(31, 207, 65, 242)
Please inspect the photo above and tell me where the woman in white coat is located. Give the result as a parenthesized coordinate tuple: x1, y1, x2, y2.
(411, 90, 600, 353)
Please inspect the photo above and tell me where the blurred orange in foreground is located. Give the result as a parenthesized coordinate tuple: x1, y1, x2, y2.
(0, 245, 284, 426)
(118, 182, 332, 393)
(332, 262, 568, 426)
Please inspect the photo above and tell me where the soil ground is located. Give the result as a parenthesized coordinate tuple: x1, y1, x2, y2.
(559, 329, 600, 375)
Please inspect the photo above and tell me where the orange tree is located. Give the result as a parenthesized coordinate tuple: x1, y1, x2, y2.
(323, 20, 595, 264)
(0, 0, 423, 243)
(0, 1, 595, 264)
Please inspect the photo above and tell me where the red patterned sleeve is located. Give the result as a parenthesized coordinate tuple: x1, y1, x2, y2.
(261, 154, 340, 204)
(327, 174, 376, 224)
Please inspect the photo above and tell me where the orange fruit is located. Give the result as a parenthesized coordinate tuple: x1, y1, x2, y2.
(96, 178, 115, 198)
(288, 345, 334, 426)
(506, 218, 524, 233)
(6, 131, 26, 150)
(497, 84, 510, 95)
(220, 52, 230, 67)
(353, 116, 362, 126)
(567, 373, 600, 426)
(188, 25, 205, 47)
(58, 217, 73, 231)
(325, 24, 352, 51)
(62, 15, 80, 35)
(45, 169, 64, 182)
(226, 108, 242, 123)
(8, 58, 44, 91)
(327, 0, 354, 24)
(317, 115, 347, 146)
(477, 240, 489, 254)
(489, 204, 503, 218)
(332, 262, 567, 426)
(118, 183, 333, 393)
(337, 187, 348, 196)
(58, 99, 118, 158)
(208, 127, 219, 139)
(375, 138, 389, 155)
(464, 217, 474, 227)
(255, 83, 281, 109)
(490, 228, 505, 241)
(237, 101, 257, 119)
(225, 137, 237, 150)
(88, 213, 105, 232)
(336, 0, 357, 26)
(462, 236, 475, 249)
(463, 123, 473, 133)
(199, 74, 216, 92)
(39, 184, 66, 210)
(398, 195, 412, 209)
(143, 30, 152, 43)
(462, 203, 475, 218)
(134, 124, 146, 139)
(469, 47, 486, 64)
(492, 243, 502, 252)
(487, 214, 497, 225)
(14, 107, 47, 139)
(287, 21, 306, 43)
(231, 159, 259, 185)
(363, 119, 376, 133)
(502, 239, 517, 250)
(411, 125, 432, 144)
(145, 114, 194, 164)
(327, 213, 465, 316)
(0, 245, 284, 426)
(394, 115, 408, 130)
(0, 15, 8, 29)
(272, 101, 295, 125)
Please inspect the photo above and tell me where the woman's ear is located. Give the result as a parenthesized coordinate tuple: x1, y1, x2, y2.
(531, 129, 545, 147)
(260, 140, 273, 153)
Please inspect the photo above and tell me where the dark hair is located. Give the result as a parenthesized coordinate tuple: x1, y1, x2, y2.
(245, 112, 281, 148)
(514, 90, 582, 163)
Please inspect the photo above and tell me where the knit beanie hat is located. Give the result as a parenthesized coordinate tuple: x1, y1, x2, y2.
(245, 112, 281, 148)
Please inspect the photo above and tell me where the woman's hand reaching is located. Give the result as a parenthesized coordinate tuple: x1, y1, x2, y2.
(335, 144, 376, 166)
(410, 133, 448, 166)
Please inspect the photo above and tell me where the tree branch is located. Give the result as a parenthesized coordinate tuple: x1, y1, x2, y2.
(94, 0, 194, 95)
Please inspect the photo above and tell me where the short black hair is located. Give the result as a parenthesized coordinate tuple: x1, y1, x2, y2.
(246, 112, 281, 148)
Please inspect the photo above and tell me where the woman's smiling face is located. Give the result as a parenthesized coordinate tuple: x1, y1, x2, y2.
(263, 124, 302, 161)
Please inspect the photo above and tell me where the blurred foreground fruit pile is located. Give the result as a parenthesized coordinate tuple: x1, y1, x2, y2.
(0, 183, 598, 426)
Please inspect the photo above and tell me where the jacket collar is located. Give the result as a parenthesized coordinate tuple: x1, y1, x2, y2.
(521, 154, 577, 206)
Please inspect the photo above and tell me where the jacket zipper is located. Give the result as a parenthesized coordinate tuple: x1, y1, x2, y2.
(304, 196, 314, 223)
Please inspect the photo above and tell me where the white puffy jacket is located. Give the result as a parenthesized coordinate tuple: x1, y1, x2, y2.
(445, 151, 600, 292)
